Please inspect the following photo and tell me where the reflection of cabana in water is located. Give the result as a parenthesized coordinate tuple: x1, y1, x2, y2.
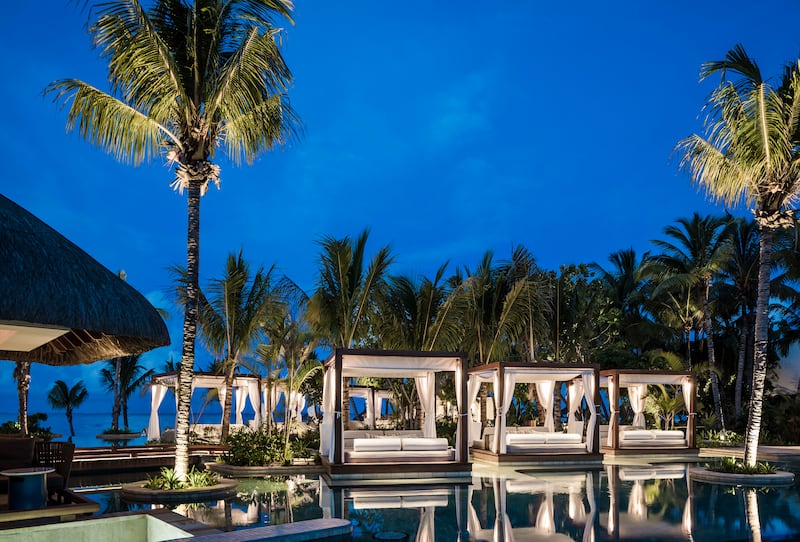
(467, 362, 601, 465)
(468, 473, 596, 542)
(600, 369, 697, 456)
(146, 371, 262, 440)
(347, 385, 394, 428)
(602, 464, 693, 540)
(320, 480, 470, 542)
(319, 348, 471, 484)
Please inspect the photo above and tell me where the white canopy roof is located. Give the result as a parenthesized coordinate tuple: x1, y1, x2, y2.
(325, 351, 463, 378)
(600, 371, 692, 387)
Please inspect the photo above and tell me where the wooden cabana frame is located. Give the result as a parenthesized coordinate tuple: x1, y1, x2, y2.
(600, 369, 697, 457)
(467, 362, 602, 466)
(319, 348, 471, 484)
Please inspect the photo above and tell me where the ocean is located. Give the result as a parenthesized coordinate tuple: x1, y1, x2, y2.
(0, 410, 241, 448)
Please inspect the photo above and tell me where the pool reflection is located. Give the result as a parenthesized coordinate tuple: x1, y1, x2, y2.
(91, 462, 800, 541)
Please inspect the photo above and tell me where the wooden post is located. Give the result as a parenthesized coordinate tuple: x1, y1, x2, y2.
(609, 372, 619, 450)
(333, 349, 343, 464)
(458, 353, 468, 463)
(687, 374, 696, 448)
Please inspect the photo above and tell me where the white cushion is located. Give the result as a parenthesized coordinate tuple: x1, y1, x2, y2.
(621, 430, 655, 441)
(544, 432, 582, 444)
(506, 432, 547, 444)
(651, 430, 685, 440)
(401, 437, 449, 451)
(353, 437, 402, 452)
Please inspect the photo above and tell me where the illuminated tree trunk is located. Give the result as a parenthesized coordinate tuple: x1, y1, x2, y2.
(175, 182, 201, 479)
(744, 226, 773, 467)
(14, 361, 30, 435)
(734, 308, 750, 417)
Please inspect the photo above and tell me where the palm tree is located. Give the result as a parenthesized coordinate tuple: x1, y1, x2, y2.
(718, 217, 760, 417)
(260, 287, 321, 454)
(100, 354, 156, 429)
(192, 251, 281, 439)
(306, 230, 393, 427)
(675, 44, 800, 465)
(650, 213, 732, 431)
(46, 0, 300, 478)
(47, 380, 89, 440)
(13, 361, 31, 435)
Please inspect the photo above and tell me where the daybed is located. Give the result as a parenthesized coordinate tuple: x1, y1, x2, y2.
(618, 428, 686, 448)
(349, 488, 449, 509)
(344, 437, 454, 464)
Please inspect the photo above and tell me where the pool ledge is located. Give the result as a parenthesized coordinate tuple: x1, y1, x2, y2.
(690, 467, 795, 486)
(186, 518, 352, 542)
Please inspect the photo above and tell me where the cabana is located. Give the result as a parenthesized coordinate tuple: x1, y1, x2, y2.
(146, 372, 262, 441)
(319, 349, 471, 485)
(467, 362, 601, 465)
(600, 369, 697, 457)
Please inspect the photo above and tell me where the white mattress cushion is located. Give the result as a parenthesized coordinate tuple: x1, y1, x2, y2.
(650, 430, 685, 440)
(621, 430, 656, 441)
(401, 437, 449, 451)
(353, 437, 402, 452)
(506, 432, 547, 444)
(544, 432, 583, 444)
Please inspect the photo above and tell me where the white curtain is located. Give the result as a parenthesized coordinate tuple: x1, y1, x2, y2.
(295, 393, 307, 420)
(217, 385, 227, 424)
(320, 368, 336, 459)
(535, 380, 556, 432)
(415, 373, 437, 438)
(234, 385, 247, 425)
(568, 380, 585, 435)
(248, 381, 262, 427)
(455, 485, 469, 542)
(606, 378, 616, 447)
(629, 384, 648, 428)
(628, 480, 646, 520)
(454, 366, 464, 461)
(147, 384, 168, 440)
(582, 373, 597, 452)
(681, 379, 692, 409)
(467, 484, 481, 537)
(494, 372, 516, 454)
(365, 388, 375, 428)
(467, 378, 483, 445)
(319, 480, 332, 519)
(493, 478, 514, 542)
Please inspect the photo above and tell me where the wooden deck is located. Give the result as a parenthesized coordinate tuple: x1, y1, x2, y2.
(601, 446, 701, 460)
(471, 448, 604, 467)
(321, 457, 472, 487)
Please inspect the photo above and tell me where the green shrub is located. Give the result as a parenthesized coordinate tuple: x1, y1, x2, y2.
(221, 428, 285, 466)
(435, 417, 457, 447)
(290, 428, 320, 459)
(0, 413, 54, 441)
(186, 468, 218, 488)
(144, 467, 217, 490)
(706, 457, 776, 475)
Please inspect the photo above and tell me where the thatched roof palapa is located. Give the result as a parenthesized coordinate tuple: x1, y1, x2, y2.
(0, 194, 170, 365)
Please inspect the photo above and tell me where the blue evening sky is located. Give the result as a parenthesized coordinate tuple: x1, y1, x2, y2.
(2, 1, 800, 416)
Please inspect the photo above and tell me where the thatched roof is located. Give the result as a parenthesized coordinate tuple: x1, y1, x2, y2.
(0, 194, 170, 365)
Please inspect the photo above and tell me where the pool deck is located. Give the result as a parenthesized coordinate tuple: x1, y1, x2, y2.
(700, 445, 800, 462)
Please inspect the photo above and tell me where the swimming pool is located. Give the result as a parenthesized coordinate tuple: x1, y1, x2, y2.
(81, 462, 800, 541)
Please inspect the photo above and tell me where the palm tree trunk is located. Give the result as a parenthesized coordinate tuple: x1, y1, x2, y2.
(67, 408, 75, 438)
(744, 226, 773, 466)
(735, 307, 750, 417)
(112, 357, 122, 431)
(14, 361, 30, 435)
(175, 182, 201, 479)
(123, 399, 129, 429)
(703, 282, 726, 432)
(221, 362, 235, 440)
(342, 380, 350, 430)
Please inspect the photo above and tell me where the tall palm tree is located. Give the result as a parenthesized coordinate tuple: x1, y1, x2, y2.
(13, 361, 31, 435)
(718, 217, 760, 417)
(192, 251, 281, 439)
(100, 354, 156, 429)
(676, 44, 800, 465)
(307, 230, 393, 427)
(46, 0, 300, 478)
(47, 380, 89, 440)
(260, 286, 321, 453)
(650, 213, 733, 431)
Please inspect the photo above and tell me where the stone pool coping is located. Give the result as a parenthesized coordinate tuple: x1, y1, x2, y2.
(690, 466, 796, 486)
(121, 478, 239, 504)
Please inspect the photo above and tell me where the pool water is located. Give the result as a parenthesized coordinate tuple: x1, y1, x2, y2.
(83, 462, 800, 541)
